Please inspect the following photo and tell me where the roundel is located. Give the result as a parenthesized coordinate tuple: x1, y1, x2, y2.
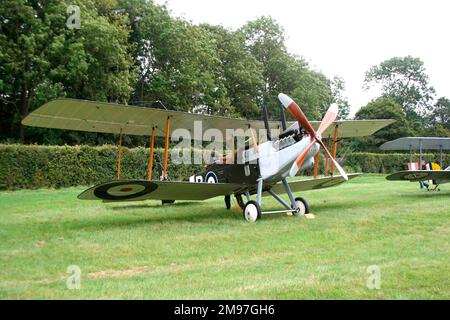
(205, 171, 218, 183)
(93, 181, 158, 200)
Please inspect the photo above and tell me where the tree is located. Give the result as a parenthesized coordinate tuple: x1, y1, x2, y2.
(289, 68, 333, 120)
(199, 24, 264, 119)
(0, 2, 350, 146)
(418, 97, 450, 137)
(431, 97, 450, 130)
(331, 76, 350, 120)
(240, 16, 335, 121)
(353, 97, 415, 151)
(0, 0, 135, 143)
(240, 16, 289, 116)
(364, 56, 435, 118)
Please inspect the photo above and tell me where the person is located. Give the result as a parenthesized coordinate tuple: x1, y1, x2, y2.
(419, 160, 429, 189)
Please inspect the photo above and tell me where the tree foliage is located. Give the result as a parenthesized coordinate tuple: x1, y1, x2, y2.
(0, 0, 136, 143)
(364, 56, 435, 118)
(359, 56, 450, 149)
(353, 97, 415, 151)
(0, 1, 356, 145)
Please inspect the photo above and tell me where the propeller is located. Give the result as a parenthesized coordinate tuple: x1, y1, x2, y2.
(278, 93, 348, 180)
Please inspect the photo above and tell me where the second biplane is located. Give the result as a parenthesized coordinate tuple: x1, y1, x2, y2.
(381, 137, 450, 191)
(22, 94, 394, 221)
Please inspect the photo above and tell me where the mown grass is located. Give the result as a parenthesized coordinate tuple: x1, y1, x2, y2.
(0, 175, 448, 299)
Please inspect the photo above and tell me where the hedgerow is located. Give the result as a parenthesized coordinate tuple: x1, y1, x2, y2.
(0, 144, 448, 190)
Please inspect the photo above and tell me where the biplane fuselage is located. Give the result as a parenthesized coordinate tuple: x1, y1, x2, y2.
(192, 133, 320, 186)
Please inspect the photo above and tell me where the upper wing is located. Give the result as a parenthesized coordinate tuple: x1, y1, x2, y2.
(22, 99, 394, 141)
(22, 99, 280, 141)
(386, 170, 450, 182)
(78, 180, 243, 201)
(266, 173, 361, 196)
(380, 137, 450, 151)
(288, 119, 395, 139)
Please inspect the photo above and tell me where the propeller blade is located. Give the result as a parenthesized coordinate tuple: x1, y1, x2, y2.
(316, 139, 348, 180)
(289, 139, 317, 177)
(317, 103, 338, 136)
(278, 93, 346, 180)
(278, 93, 316, 136)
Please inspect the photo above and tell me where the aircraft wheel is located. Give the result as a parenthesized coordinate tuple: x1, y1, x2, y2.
(293, 197, 309, 216)
(243, 200, 261, 222)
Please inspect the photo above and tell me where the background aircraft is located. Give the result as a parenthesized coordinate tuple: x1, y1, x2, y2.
(23, 94, 394, 221)
(381, 137, 450, 191)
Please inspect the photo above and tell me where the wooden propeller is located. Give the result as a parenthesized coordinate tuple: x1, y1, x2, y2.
(278, 93, 348, 180)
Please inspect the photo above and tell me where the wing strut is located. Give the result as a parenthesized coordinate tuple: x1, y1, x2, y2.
(313, 152, 320, 178)
(330, 125, 339, 176)
(419, 139, 423, 169)
(117, 128, 123, 180)
(147, 127, 155, 181)
(162, 116, 170, 180)
(324, 134, 331, 176)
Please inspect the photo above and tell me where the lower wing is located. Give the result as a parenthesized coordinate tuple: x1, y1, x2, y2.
(266, 173, 361, 196)
(386, 170, 450, 183)
(78, 180, 243, 201)
(79, 174, 361, 202)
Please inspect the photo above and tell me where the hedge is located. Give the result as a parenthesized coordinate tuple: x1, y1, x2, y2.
(345, 152, 449, 174)
(0, 144, 203, 190)
(0, 144, 449, 190)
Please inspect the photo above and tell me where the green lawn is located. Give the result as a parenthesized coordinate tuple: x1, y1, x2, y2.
(0, 175, 448, 299)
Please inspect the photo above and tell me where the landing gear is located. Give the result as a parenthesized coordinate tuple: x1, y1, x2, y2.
(240, 177, 314, 221)
(293, 197, 309, 216)
(243, 200, 261, 222)
(224, 195, 231, 210)
(235, 194, 245, 210)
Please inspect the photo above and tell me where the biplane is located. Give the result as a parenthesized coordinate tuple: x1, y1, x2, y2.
(381, 137, 450, 191)
(22, 93, 394, 221)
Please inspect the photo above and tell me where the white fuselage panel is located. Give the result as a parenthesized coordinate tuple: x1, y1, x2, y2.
(257, 136, 319, 182)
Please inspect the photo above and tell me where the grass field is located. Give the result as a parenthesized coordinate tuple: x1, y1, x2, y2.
(0, 174, 449, 299)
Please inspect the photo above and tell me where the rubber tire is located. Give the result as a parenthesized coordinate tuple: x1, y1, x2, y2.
(293, 197, 309, 216)
(243, 200, 261, 222)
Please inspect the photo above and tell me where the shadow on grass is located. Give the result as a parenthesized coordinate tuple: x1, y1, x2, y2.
(64, 200, 318, 230)
(14, 197, 374, 234)
(60, 207, 243, 232)
(396, 190, 450, 199)
(108, 201, 198, 210)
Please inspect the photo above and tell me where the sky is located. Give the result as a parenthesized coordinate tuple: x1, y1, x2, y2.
(154, 0, 450, 116)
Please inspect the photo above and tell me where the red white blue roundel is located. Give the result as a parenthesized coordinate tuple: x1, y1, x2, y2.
(93, 181, 158, 200)
(205, 171, 218, 183)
